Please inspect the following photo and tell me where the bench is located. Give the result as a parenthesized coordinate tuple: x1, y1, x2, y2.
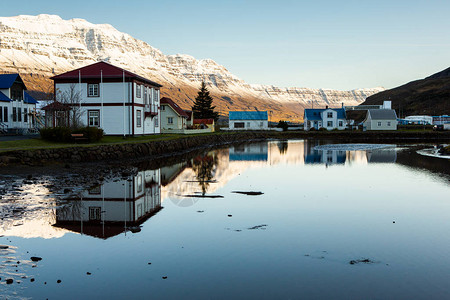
(71, 133, 88, 143)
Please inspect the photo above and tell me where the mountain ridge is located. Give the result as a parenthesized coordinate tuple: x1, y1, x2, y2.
(0, 14, 384, 121)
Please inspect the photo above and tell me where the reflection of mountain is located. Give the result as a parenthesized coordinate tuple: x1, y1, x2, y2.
(396, 147, 450, 177)
(54, 170, 162, 239)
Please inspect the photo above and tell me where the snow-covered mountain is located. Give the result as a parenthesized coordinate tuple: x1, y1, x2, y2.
(0, 14, 384, 121)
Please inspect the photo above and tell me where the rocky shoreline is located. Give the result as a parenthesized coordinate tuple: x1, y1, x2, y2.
(1, 131, 449, 167)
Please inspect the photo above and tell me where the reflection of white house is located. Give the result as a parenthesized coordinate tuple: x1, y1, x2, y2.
(160, 97, 191, 131)
(0, 74, 38, 133)
(51, 61, 162, 135)
(229, 111, 268, 130)
(366, 149, 397, 163)
(304, 107, 346, 131)
(229, 143, 268, 161)
(54, 169, 161, 239)
(363, 109, 398, 130)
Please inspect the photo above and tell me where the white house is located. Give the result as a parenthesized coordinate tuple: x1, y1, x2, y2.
(51, 61, 162, 135)
(363, 109, 398, 130)
(0, 74, 38, 134)
(160, 97, 191, 131)
(54, 169, 161, 239)
(304, 107, 347, 131)
(228, 111, 268, 130)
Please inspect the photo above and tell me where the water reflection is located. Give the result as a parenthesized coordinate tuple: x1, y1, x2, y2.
(54, 170, 162, 239)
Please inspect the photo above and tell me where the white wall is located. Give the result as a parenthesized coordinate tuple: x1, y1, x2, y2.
(229, 120, 268, 130)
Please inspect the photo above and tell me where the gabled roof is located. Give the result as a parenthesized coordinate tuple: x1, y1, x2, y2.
(0, 74, 27, 89)
(161, 97, 189, 118)
(229, 111, 268, 120)
(304, 108, 346, 120)
(0, 91, 11, 102)
(24, 92, 38, 104)
(367, 109, 397, 120)
(51, 61, 162, 87)
(41, 101, 72, 111)
(193, 118, 214, 125)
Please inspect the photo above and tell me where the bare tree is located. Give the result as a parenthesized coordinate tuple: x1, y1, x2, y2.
(56, 84, 84, 128)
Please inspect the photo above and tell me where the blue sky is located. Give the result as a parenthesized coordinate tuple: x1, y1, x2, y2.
(2, 0, 449, 90)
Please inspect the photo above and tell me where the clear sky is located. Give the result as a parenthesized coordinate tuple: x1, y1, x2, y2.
(1, 0, 449, 90)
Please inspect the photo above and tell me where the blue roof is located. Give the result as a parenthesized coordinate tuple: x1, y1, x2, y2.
(24, 92, 38, 104)
(0, 74, 20, 89)
(304, 108, 346, 120)
(229, 111, 268, 120)
(0, 91, 11, 102)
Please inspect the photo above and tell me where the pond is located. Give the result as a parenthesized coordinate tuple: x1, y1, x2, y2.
(1, 140, 450, 299)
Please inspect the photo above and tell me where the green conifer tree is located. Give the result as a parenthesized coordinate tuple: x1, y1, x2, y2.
(192, 81, 219, 121)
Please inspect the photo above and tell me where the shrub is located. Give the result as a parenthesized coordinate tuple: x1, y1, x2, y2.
(277, 120, 289, 131)
(73, 127, 104, 142)
(40, 127, 72, 142)
(318, 127, 328, 131)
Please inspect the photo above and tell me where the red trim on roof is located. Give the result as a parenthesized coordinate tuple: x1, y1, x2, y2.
(51, 61, 162, 88)
(160, 97, 189, 118)
(41, 101, 72, 111)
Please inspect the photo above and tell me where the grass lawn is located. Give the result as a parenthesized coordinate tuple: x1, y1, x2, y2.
(0, 132, 231, 152)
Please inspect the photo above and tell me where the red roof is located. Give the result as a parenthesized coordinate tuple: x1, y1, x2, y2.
(51, 61, 162, 87)
(193, 119, 214, 125)
(161, 97, 189, 118)
(41, 101, 72, 111)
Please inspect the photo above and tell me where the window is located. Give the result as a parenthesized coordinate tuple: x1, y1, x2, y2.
(0, 106, 2, 122)
(161, 105, 165, 111)
(88, 83, 99, 97)
(136, 84, 141, 98)
(260, 122, 263, 127)
(143, 87, 147, 104)
(167, 117, 173, 124)
(154, 116, 159, 127)
(246, 122, 250, 127)
(89, 207, 101, 221)
(137, 110, 142, 127)
(387, 121, 391, 126)
(18, 108, 22, 122)
(327, 121, 333, 127)
(12, 107, 17, 122)
(24, 108, 28, 123)
(377, 122, 382, 126)
(3, 107, 8, 122)
(338, 120, 343, 127)
(327, 112, 333, 118)
(234, 122, 245, 128)
(88, 110, 100, 127)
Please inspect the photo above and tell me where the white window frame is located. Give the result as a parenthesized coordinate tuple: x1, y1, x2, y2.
(327, 121, 333, 127)
(168, 117, 174, 124)
(387, 121, 391, 126)
(88, 110, 100, 127)
(377, 121, 382, 126)
(136, 84, 141, 98)
(136, 110, 142, 127)
(88, 83, 99, 97)
(338, 120, 343, 127)
(155, 116, 159, 127)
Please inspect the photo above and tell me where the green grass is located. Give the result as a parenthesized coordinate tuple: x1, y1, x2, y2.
(0, 131, 232, 152)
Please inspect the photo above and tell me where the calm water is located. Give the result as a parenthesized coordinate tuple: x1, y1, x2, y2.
(1, 140, 450, 299)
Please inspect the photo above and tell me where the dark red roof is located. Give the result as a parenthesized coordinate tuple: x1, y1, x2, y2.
(193, 118, 214, 125)
(41, 101, 72, 111)
(51, 61, 162, 87)
(161, 97, 189, 118)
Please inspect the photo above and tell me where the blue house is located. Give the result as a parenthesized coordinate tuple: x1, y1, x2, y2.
(0, 74, 38, 134)
(228, 111, 268, 130)
(303, 107, 347, 131)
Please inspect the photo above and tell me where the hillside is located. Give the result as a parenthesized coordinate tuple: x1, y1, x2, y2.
(0, 14, 384, 121)
(361, 67, 450, 117)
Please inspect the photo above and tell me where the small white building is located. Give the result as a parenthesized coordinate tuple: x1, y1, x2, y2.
(0, 74, 38, 134)
(363, 109, 398, 130)
(228, 111, 268, 130)
(51, 61, 162, 135)
(304, 107, 347, 131)
(160, 97, 191, 131)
